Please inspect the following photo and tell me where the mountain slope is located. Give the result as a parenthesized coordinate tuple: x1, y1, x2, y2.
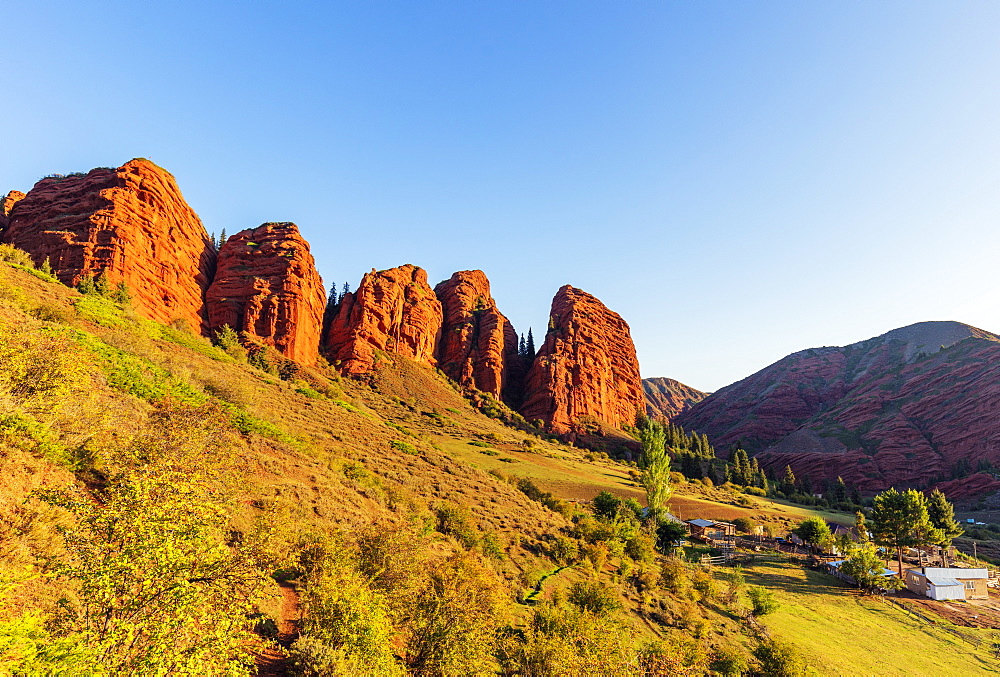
(676, 321, 1000, 494)
(642, 377, 709, 420)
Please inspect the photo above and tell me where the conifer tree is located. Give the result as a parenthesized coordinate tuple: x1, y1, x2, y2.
(341, 282, 351, 299)
(834, 477, 848, 503)
(218, 229, 227, 248)
(209, 231, 217, 249)
(518, 334, 526, 356)
(111, 281, 131, 305)
(39, 257, 53, 276)
(801, 474, 813, 496)
(780, 465, 796, 495)
(927, 489, 964, 546)
(94, 270, 111, 296)
(76, 273, 96, 295)
(526, 328, 535, 356)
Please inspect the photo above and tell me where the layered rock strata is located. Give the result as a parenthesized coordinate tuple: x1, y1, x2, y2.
(643, 377, 709, 421)
(326, 264, 443, 375)
(520, 285, 644, 434)
(1, 159, 215, 330)
(678, 321, 1000, 494)
(434, 270, 520, 401)
(206, 222, 325, 365)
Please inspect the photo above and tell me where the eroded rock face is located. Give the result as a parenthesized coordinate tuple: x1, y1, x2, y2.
(678, 321, 1000, 496)
(434, 270, 520, 401)
(520, 285, 644, 434)
(326, 264, 443, 375)
(1, 159, 215, 330)
(0, 190, 25, 232)
(206, 222, 325, 365)
(643, 377, 709, 421)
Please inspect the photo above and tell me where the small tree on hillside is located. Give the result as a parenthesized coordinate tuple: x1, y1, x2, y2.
(793, 517, 832, 552)
(869, 488, 943, 575)
(927, 488, 963, 566)
(638, 422, 672, 520)
(780, 465, 796, 495)
(839, 542, 904, 594)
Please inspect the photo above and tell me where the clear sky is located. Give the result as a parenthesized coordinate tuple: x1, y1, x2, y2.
(3, 1, 1000, 391)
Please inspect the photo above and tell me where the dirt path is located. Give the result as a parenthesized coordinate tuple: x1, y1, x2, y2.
(255, 581, 302, 676)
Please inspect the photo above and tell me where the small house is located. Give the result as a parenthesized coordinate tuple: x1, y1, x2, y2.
(686, 519, 736, 540)
(903, 567, 989, 601)
(827, 560, 898, 590)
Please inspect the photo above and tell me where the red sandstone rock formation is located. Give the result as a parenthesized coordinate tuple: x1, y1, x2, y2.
(1, 159, 215, 330)
(326, 264, 443, 375)
(434, 270, 520, 401)
(0, 190, 25, 231)
(643, 377, 709, 421)
(206, 222, 325, 365)
(520, 285, 644, 434)
(678, 321, 1000, 496)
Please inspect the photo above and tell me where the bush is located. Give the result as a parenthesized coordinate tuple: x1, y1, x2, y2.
(754, 639, 806, 676)
(390, 439, 418, 455)
(567, 580, 620, 615)
(436, 503, 481, 549)
(733, 517, 758, 534)
(747, 585, 779, 616)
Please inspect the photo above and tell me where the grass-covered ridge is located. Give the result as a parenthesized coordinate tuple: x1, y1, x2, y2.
(3, 253, 993, 675)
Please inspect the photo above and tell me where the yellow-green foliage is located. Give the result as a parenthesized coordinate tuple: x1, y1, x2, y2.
(4, 403, 276, 675)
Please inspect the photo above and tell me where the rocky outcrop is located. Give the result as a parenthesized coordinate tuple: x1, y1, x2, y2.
(643, 377, 709, 421)
(206, 222, 325, 365)
(520, 285, 644, 434)
(678, 321, 1000, 496)
(0, 190, 25, 232)
(1, 159, 215, 330)
(326, 264, 443, 375)
(434, 270, 520, 401)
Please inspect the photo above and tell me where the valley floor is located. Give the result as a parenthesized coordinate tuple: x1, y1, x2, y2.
(742, 557, 1000, 676)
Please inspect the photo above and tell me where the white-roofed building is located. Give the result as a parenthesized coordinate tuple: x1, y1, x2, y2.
(904, 567, 989, 600)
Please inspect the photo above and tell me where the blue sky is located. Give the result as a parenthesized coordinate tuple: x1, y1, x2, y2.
(3, 1, 1000, 391)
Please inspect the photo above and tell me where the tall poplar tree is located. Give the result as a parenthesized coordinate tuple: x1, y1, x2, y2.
(638, 422, 672, 519)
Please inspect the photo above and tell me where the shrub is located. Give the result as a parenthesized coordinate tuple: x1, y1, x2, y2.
(747, 585, 779, 616)
(436, 503, 481, 549)
(0, 243, 35, 267)
(567, 580, 620, 615)
(733, 517, 758, 534)
(390, 439, 419, 455)
(406, 553, 507, 675)
(753, 639, 806, 676)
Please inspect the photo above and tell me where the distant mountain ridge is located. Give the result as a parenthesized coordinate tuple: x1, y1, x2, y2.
(676, 321, 1000, 497)
(642, 377, 709, 420)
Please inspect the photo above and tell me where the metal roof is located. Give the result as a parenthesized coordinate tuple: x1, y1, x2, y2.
(926, 576, 961, 587)
(687, 518, 715, 527)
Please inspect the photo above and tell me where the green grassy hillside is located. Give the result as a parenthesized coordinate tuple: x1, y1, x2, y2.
(2, 251, 994, 676)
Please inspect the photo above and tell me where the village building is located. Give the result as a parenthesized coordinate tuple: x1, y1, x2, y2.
(903, 567, 989, 601)
(686, 518, 735, 539)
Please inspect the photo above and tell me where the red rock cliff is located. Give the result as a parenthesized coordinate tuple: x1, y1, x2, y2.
(326, 264, 443, 375)
(206, 222, 325, 365)
(434, 270, 521, 401)
(1, 159, 215, 330)
(520, 285, 644, 434)
(0, 190, 25, 231)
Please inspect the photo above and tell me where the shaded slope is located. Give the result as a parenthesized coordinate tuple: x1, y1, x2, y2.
(677, 321, 1000, 493)
(642, 377, 709, 420)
